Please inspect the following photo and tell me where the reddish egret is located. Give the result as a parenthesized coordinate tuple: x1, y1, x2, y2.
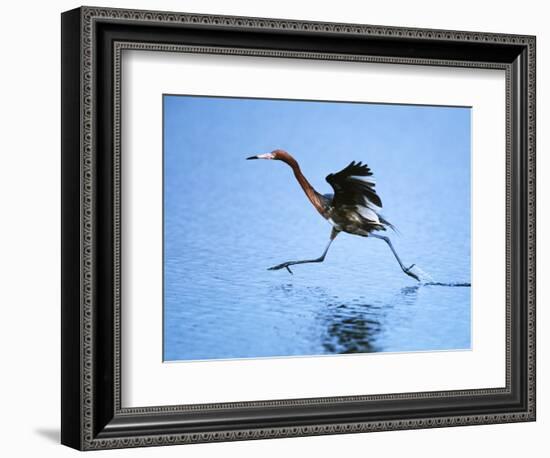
(247, 149, 419, 281)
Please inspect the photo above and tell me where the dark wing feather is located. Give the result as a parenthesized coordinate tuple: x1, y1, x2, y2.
(325, 161, 382, 208)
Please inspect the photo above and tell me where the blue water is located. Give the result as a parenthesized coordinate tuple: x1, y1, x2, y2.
(163, 95, 471, 361)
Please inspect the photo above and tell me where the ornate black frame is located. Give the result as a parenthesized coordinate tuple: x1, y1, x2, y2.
(61, 6, 536, 450)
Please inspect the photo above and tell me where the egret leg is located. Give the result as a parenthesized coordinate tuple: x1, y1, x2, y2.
(370, 233, 420, 281)
(268, 229, 339, 274)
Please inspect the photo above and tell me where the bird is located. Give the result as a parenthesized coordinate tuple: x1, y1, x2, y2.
(247, 149, 420, 281)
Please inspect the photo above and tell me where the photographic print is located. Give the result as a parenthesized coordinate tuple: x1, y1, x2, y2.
(163, 94, 472, 362)
(61, 8, 536, 448)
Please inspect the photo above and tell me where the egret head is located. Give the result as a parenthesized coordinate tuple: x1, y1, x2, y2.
(246, 149, 291, 161)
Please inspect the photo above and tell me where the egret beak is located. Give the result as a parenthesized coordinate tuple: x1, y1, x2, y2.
(246, 153, 275, 160)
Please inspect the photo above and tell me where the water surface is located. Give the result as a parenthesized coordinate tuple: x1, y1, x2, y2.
(163, 95, 471, 361)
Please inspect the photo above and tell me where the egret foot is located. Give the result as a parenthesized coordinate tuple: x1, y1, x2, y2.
(268, 263, 294, 274)
(404, 264, 420, 282)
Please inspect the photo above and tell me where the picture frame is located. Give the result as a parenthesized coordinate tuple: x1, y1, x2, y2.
(61, 5, 536, 450)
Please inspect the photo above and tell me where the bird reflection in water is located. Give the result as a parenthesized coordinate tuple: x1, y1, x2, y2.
(321, 286, 420, 354)
(322, 306, 382, 354)
(270, 284, 421, 355)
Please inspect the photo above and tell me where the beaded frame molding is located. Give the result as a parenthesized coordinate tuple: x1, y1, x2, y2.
(61, 6, 536, 451)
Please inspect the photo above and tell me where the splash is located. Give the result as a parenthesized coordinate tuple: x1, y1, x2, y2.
(408, 265, 434, 283)
(423, 281, 471, 287)
(408, 265, 471, 287)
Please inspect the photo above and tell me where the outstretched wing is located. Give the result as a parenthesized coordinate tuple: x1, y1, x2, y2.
(325, 161, 382, 209)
